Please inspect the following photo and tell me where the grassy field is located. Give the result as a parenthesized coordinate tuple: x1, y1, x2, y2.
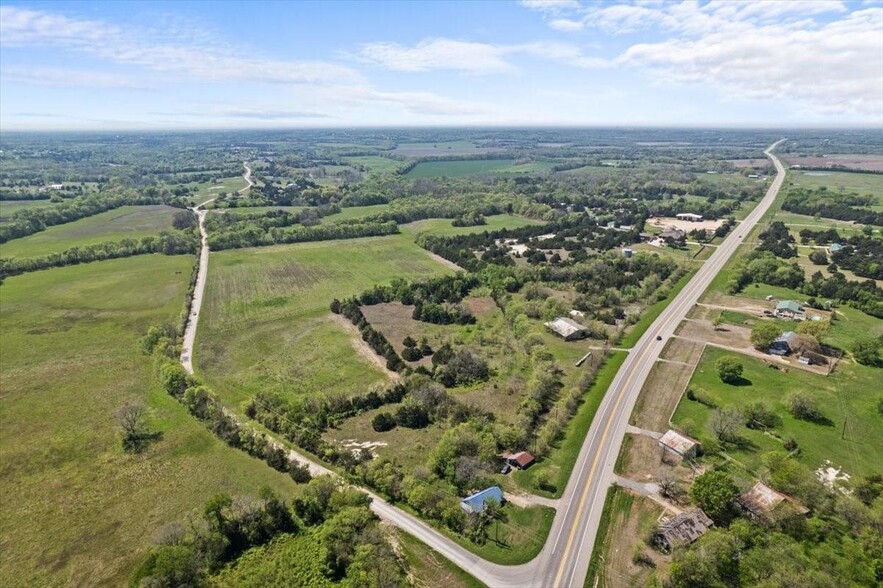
(0, 255, 297, 587)
(397, 530, 486, 588)
(788, 170, 883, 198)
(0, 199, 58, 222)
(192, 175, 250, 205)
(514, 352, 629, 497)
(211, 205, 306, 216)
(402, 214, 544, 237)
(406, 160, 518, 178)
(0, 205, 180, 259)
(672, 346, 882, 477)
(343, 155, 401, 174)
(585, 487, 664, 588)
(324, 203, 391, 222)
(444, 504, 555, 565)
(196, 234, 453, 409)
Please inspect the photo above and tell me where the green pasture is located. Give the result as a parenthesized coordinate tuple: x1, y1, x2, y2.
(0, 205, 181, 260)
(0, 255, 296, 587)
(672, 347, 882, 477)
(195, 234, 453, 408)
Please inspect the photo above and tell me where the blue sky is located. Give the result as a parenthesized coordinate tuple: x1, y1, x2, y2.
(1, 0, 881, 130)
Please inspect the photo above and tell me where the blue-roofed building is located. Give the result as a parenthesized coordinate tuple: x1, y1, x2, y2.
(769, 331, 797, 356)
(460, 486, 504, 514)
(829, 243, 843, 253)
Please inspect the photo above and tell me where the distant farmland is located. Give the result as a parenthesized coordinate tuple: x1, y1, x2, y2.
(406, 159, 553, 178)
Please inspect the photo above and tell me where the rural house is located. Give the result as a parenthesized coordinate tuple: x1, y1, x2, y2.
(658, 429, 700, 460)
(828, 243, 844, 254)
(769, 331, 797, 356)
(775, 300, 805, 319)
(739, 481, 809, 520)
(659, 228, 686, 241)
(460, 486, 504, 514)
(676, 213, 704, 222)
(503, 451, 535, 470)
(545, 317, 590, 341)
(653, 509, 713, 553)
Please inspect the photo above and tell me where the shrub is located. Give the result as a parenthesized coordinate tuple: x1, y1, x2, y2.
(401, 346, 423, 362)
(851, 337, 880, 365)
(788, 393, 826, 423)
(371, 412, 397, 432)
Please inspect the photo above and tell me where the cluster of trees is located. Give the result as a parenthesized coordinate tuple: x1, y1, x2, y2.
(412, 301, 475, 325)
(0, 185, 185, 242)
(799, 228, 883, 280)
(667, 463, 883, 587)
(757, 221, 797, 258)
(0, 230, 199, 279)
(400, 335, 432, 362)
(248, 383, 408, 462)
(206, 219, 399, 250)
(133, 479, 406, 588)
(782, 187, 883, 226)
(203, 204, 340, 233)
(727, 251, 805, 294)
(803, 271, 883, 318)
(451, 213, 487, 227)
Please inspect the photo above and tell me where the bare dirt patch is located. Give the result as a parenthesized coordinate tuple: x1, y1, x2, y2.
(677, 319, 753, 349)
(463, 296, 498, 318)
(647, 216, 726, 233)
(361, 302, 456, 367)
(729, 158, 773, 169)
(660, 338, 705, 365)
(630, 358, 697, 431)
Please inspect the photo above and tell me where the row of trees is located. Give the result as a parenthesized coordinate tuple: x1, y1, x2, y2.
(206, 219, 399, 250)
(0, 231, 199, 279)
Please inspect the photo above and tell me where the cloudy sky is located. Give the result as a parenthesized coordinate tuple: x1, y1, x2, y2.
(1, 0, 881, 130)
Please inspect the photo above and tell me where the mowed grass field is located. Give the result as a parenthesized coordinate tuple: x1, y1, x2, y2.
(788, 170, 883, 199)
(0, 205, 180, 259)
(0, 255, 297, 587)
(343, 155, 401, 174)
(196, 234, 453, 408)
(402, 214, 544, 237)
(672, 346, 882, 477)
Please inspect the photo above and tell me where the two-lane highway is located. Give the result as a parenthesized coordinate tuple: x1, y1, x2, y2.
(543, 139, 787, 587)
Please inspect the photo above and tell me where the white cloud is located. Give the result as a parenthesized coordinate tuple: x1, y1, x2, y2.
(0, 5, 359, 85)
(0, 5, 489, 120)
(549, 18, 585, 32)
(356, 38, 609, 73)
(0, 66, 148, 89)
(618, 6, 883, 116)
(356, 39, 515, 73)
(519, 0, 582, 14)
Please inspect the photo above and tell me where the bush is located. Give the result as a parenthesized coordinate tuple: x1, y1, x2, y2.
(288, 461, 312, 483)
(371, 412, 397, 432)
(716, 357, 744, 384)
(788, 393, 827, 423)
(851, 337, 880, 365)
(395, 401, 429, 429)
(808, 250, 828, 265)
(401, 346, 423, 362)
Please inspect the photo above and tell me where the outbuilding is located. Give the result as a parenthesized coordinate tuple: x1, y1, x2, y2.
(653, 509, 713, 553)
(739, 481, 809, 520)
(460, 486, 505, 514)
(769, 331, 797, 356)
(503, 451, 535, 470)
(658, 429, 700, 460)
(545, 317, 590, 341)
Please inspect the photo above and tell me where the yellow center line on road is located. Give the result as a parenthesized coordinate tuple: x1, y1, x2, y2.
(551, 339, 652, 587)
